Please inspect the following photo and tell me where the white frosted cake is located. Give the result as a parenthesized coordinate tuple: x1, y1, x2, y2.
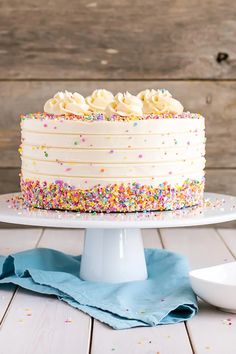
(20, 89, 206, 212)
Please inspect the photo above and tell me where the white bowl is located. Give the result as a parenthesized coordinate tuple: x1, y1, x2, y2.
(189, 262, 236, 313)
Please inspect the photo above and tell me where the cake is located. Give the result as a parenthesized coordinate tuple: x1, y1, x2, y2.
(20, 89, 206, 212)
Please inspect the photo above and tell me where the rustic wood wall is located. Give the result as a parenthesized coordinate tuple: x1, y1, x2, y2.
(0, 0, 235, 206)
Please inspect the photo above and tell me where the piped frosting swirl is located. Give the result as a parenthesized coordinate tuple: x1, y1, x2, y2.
(44, 91, 90, 115)
(106, 91, 143, 116)
(43, 89, 184, 116)
(138, 89, 184, 115)
(86, 89, 114, 112)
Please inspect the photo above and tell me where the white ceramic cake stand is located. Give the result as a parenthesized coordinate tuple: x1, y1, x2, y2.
(0, 192, 236, 283)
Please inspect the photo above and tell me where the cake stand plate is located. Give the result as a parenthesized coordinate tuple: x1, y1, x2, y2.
(0, 192, 236, 283)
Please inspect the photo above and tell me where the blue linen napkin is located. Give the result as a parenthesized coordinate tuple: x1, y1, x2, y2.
(0, 248, 197, 329)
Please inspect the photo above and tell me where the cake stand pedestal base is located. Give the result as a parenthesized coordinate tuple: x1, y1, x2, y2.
(80, 228, 147, 283)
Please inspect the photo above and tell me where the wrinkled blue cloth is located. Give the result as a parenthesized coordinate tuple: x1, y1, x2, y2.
(0, 248, 197, 329)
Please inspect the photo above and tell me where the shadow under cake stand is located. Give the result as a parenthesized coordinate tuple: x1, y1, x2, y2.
(0, 192, 236, 283)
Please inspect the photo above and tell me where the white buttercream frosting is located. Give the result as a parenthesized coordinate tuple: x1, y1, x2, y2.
(21, 115, 205, 189)
(137, 89, 157, 101)
(44, 89, 185, 116)
(22, 157, 205, 178)
(44, 91, 90, 115)
(106, 91, 143, 116)
(22, 171, 205, 189)
(86, 89, 114, 112)
(138, 89, 184, 115)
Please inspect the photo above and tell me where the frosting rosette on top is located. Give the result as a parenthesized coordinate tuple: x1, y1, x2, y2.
(138, 89, 157, 114)
(86, 89, 114, 112)
(138, 89, 184, 115)
(137, 89, 157, 101)
(106, 91, 143, 116)
(43, 88, 185, 117)
(44, 91, 90, 115)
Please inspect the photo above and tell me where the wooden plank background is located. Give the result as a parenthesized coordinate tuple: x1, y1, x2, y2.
(0, 0, 235, 80)
(0, 0, 235, 222)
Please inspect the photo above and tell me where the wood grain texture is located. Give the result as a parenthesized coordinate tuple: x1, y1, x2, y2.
(91, 321, 193, 354)
(0, 229, 42, 331)
(160, 228, 236, 354)
(160, 228, 233, 269)
(0, 168, 24, 228)
(1, 228, 236, 353)
(0, 169, 20, 193)
(0, 80, 236, 169)
(38, 228, 85, 255)
(217, 229, 236, 256)
(0, 0, 235, 79)
(0, 228, 91, 354)
(0, 228, 42, 254)
(0, 290, 91, 354)
(205, 169, 236, 195)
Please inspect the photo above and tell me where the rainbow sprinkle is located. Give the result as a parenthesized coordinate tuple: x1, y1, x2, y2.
(20, 112, 202, 122)
(20, 178, 205, 213)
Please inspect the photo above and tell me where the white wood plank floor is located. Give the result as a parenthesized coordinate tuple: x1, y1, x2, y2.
(0, 227, 235, 354)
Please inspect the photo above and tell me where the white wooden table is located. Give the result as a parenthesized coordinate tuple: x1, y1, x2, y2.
(0, 227, 235, 354)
